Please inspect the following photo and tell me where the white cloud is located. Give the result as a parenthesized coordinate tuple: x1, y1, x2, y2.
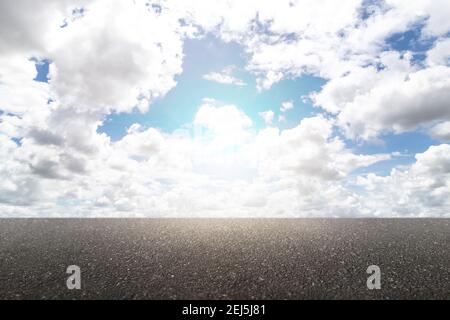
(280, 100, 293, 112)
(47, 0, 184, 114)
(412, 0, 450, 37)
(202, 66, 246, 86)
(254, 116, 390, 181)
(429, 122, 450, 141)
(246, 0, 450, 88)
(2, 0, 450, 217)
(194, 99, 253, 138)
(0, 55, 50, 115)
(313, 52, 450, 140)
(427, 38, 450, 66)
(357, 144, 450, 216)
(0, 98, 391, 216)
(0, 0, 87, 56)
(259, 110, 274, 125)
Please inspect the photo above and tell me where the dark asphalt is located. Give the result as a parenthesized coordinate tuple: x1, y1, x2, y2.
(0, 219, 449, 299)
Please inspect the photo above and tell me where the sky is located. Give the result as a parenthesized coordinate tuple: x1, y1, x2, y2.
(1, 0, 450, 217)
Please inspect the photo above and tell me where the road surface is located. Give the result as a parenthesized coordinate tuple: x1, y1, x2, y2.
(0, 219, 449, 299)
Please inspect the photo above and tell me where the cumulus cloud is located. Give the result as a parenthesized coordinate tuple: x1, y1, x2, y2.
(254, 116, 390, 181)
(0, 0, 87, 56)
(357, 144, 450, 216)
(259, 110, 274, 125)
(427, 38, 450, 66)
(0, 98, 391, 216)
(429, 122, 450, 141)
(159, 0, 450, 137)
(0, 55, 50, 115)
(245, 0, 450, 88)
(278, 115, 286, 123)
(194, 99, 253, 139)
(48, 0, 184, 113)
(280, 101, 294, 113)
(202, 66, 246, 86)
(313, 52, 450, 140)
(1, 0, 450, 217)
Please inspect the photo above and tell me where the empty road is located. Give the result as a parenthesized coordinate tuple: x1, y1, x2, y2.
(0, 219, 449, 299)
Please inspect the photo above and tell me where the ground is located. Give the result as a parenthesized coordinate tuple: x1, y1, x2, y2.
(0, 219, 449, 299)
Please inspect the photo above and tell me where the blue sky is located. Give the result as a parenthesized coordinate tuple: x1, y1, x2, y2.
(95, 31, 438, 176)
(98, 35, 325, 138)
(33, 31, 441, 177)
(2, 0, 450, 217)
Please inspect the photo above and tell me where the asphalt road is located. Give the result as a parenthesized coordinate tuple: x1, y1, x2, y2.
(0, 219, 449, 299)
